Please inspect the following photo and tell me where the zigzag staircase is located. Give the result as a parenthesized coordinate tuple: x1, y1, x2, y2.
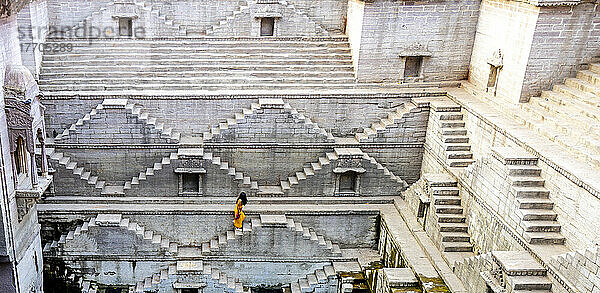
(47, 147, 106, 195)
(354, 102, 420, 142)
(132, 260, 246, 293)
(54, 99, 180, 143)
(43, 214, 179, 256)
(55, 0, 181, 37)
(269, 148, 407, 195)
(203, 0, 250, 36)
(200, 149, 260, 192)
(289, 264, 337, 293)
(203, 99, 334, 143)
(198, 216, 342, 257)
(278, 0, 329, 36)
(122, 152, 179, 194)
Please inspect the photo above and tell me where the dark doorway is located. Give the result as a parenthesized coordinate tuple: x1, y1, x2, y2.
(261, 17, 275, 36)
(182, 173, 200, 193)
(339, 171, 357, 193)
(119, 18, 133, 37)
(404, 56, 423, 79)
(181, 289, 199, 293)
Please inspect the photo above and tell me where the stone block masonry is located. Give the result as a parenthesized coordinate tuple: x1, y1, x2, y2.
(348, 0, 480, 83)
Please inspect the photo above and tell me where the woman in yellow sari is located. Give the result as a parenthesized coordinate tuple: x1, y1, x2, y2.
(233, 192, 247, 229)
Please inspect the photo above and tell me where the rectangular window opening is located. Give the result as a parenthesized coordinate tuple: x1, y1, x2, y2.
(339, 172, 357, 193)
(182, 173, 200, 193)
(119, 18, 133, 37)
(487, 65, 500, 88)
(260, 17, 275, 36)
(404, 56, 423, 79)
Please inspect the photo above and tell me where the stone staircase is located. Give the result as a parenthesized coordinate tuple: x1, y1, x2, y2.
(47, 148, 106, 195)
(260, 148, 408, 196)
(134, 261, 245, 293)
(202, 98, 335, 143)
(34, 37, 414, 95)
(54, 99, 180, 144)
(491, 251, 552, 292)
(199, 215, 342, 257)
(199, 149, 260, 192)
(434, 103, 474, 168)
(278, 0, 330, 36)
(289, 264, 337, 293)
(43, 214, 179, 256)
(354, 102, 419, 142)
(424, 173, 473, 253)
(201, 0, 250, 36)
(121, 152, 179, 195)
(517, 62, 600, 169)
(492, 148, 566, 245)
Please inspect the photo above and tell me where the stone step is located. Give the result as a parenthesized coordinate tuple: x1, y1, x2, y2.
(443, 136, 470, 144)
(40, 76, 357, 85)
(437, 214, 466, 223)
(509, 275, 552, 290)
(523, 232, 565, 245)
(441, 128, 468, 136)
(439, 222, 468, 233)
(440, 231, 470, 243)
(521, 221, 562, 233)
(513, 186, 550, 198)
(509, 176, 545, 187)
(435, 205, 463, 214)
(433, 196, 461, 205)
(517, 198, 554, 209)
(449, 159, 475, 167)
(441, 241, 473, 252)
(44, 52, 353, 61)
(41, 70, 355, 79)
(521, 209, 558, 221)
(507, 165, 542, 177)
(447, 151, 473, 160)
(42, 58, 353, 67)
(445, 143, 471, 151)
(430, 187, 459, 196)
(41, 64, 355, 73)
(40, 83, 400, 91)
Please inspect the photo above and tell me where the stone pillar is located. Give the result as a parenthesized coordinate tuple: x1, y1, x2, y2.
(36, 129, 47, 176)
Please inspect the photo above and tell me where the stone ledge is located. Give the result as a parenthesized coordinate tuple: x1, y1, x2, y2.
(491, 147, 538, 165)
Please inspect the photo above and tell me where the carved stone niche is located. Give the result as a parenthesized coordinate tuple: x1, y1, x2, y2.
(175, 156, 206, 196)
(333, 158, 365, 196)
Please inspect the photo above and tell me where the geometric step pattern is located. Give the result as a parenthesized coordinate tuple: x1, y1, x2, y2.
(39, 37, 357, 94)
(47, 147, 104, 194)
(43, 214, 179, 256)
(202, 0, 250, 36)
(268, 148, 408, 196)
(123, 152, 180, 195)
(517, 62, 600, 169)
(434, 105, 474, 168)
(200, 216, 342, 258)
(354, 101, 420, 142)
(500, 154, 566, 245)
(54, 99, 180, 144)
(202, 98, 335, 143)
(179, 148, 259, 192)
(424, 173, 474, 253)
(289, 264, 337, 293)
(134, 261, 245, 293)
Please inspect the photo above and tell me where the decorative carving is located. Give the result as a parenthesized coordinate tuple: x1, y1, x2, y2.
(178, 158, 205, 170)
(4, 97, 34, 154)
(488, 49, 503, 68)
(16, 196, 37, 221)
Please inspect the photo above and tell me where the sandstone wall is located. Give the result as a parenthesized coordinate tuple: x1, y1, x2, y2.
(549, 247, 600, 293)
(348, 0, 480, 83)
